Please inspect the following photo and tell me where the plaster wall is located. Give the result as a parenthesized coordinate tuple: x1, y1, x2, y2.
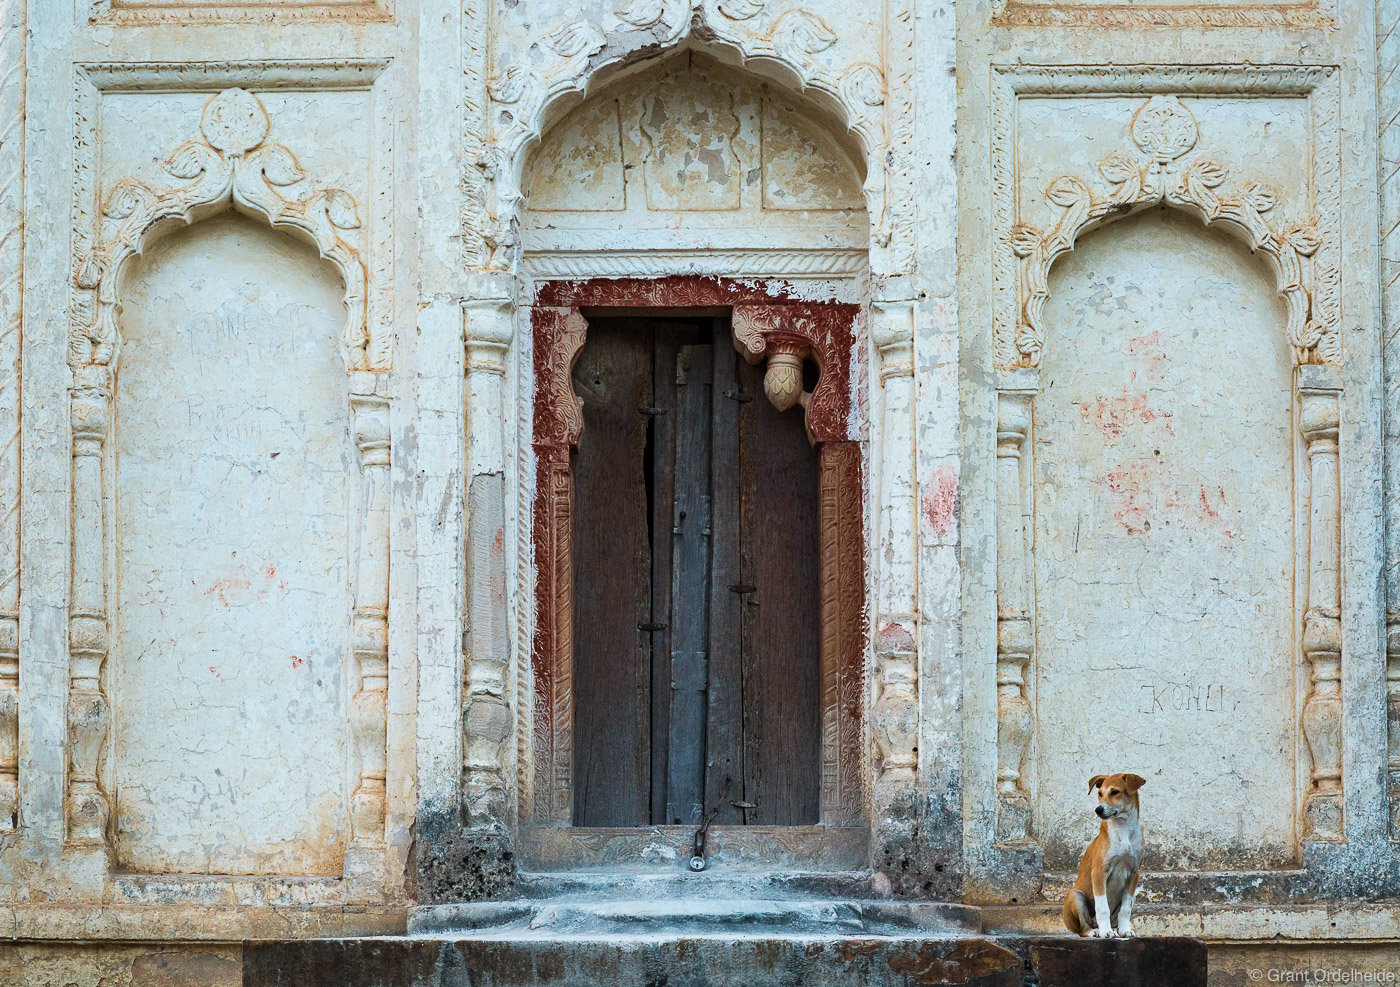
(0, 0, 1391, 968)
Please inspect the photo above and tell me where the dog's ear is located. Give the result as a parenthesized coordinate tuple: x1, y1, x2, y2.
(1087, 774, 1107, 794)
(1123, 774, 1146, 793)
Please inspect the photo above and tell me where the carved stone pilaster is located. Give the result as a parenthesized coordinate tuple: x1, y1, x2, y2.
(995, 378, 1036, 843)
(1298, 367, 1343, 842)
(0, 0, 23, 835)
(870, 300, 918, 784)
(67, 365, 111, 847)
(1389, 618, 1400, 835)
(348, 376, 391, 850)
(463, 297, 515, 827)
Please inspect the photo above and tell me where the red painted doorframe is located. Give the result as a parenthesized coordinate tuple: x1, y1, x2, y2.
(527, 276, 867, 828)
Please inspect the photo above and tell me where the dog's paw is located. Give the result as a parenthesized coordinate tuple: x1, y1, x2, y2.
(1117, 926, 1135, 938)
(1091, 928, 1112, 938)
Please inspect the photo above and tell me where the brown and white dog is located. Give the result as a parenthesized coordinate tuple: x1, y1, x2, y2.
(1062, 772, 1145, 938)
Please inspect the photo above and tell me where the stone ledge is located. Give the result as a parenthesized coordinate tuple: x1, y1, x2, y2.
(0, 904, 407, 941)
(981, 903, 1400, 941)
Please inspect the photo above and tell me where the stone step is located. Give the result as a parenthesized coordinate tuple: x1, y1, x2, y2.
(409, 898, 983, 938)
(242, 936, 1026, 987)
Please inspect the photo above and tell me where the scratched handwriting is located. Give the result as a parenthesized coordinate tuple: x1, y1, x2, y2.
(1137, 682, 1237, 715)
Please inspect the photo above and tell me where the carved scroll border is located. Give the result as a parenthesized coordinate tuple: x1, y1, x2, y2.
(525, 277, 867, 830)
(988, 64, 1346, 853)
(990, 0, 1333, 29)
(89, 0, 392, 25)
(65, 64, 397, 878)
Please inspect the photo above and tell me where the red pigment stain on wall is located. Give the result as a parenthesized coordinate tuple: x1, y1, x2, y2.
(1128, 331, 1167, 382)
(1095, 459, 1237, 540)
(875, 621, 916, 653)
(922, 467, 958, 540)
(1077, 389, 1173, 442)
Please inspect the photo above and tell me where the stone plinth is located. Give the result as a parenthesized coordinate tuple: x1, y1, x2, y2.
(1029, 936, 1207, 987)
(244, 937, 1023, 987)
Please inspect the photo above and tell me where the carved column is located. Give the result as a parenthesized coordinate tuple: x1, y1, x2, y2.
(463, 296, 514, 826)
(870, 300, 919, 784)
(995, 376, 1036, 843)
(529, 306, 587, 824)
(67, 365, 111, 847)
(1299, 366, 1343, 841)
(348, 375, 391, 853)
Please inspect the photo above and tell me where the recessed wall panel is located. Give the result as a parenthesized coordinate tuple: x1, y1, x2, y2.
(112, 214, 351, 875)
(1032, 211, 1297, 872)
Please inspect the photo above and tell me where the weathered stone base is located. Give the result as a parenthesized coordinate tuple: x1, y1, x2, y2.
(243, 937, 1024, 987)
(3, 932, 1396, 986)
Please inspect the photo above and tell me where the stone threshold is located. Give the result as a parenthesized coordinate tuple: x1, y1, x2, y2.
(0, 897, 1396, 944)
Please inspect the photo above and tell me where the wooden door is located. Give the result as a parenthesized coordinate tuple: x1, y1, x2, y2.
(572, 316, 819, 828)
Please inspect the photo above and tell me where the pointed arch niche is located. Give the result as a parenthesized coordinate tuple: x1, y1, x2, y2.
(503, 52, 891, 871)
(989, 72, 1344, 881)
(65, 83, 392, 881)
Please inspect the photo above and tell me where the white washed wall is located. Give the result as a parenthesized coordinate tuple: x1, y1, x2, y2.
(1033, 211, 1296, 872)
(113, 214, 351, 876)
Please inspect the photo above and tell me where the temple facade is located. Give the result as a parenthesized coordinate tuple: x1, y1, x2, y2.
(0, 0, 1397, 982)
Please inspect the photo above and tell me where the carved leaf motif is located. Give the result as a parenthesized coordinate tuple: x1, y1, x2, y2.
(101, 179, 153, 221)
(1291, 317, 1325, 354)
(74, 254, 103, 290)
(488, 64, 536, 104)
(1006, 224, 1041, 258)
(164, 140, 219, 181)
(1240, 181, 1278, 215)
(839, 64, 885, 108)
(615, 0, 666, 26)
(1130, 95, 1198, 163)
(1283, 223, 1321, 256)
(1045, 176, 1090, 210)
(773, 10, 838, 60)
(1014, 323, 1043, 364)
(1097, 150, 1143, 204)
(544, 19, 607, 59)
(1177, 158, 1228, 218)
(1315, 327, 1342, 364)
(323, 188, 362, 230)
(257, 144, 306, 187)
(717, 0, 764, 18)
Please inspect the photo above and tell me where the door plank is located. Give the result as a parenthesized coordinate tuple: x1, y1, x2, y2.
(738, 358, 822, 825)
(571, 319, 654, 826)
(664, 342, 714, 825)
(648, 323, 681, 825)
(705, 323, 745, 824)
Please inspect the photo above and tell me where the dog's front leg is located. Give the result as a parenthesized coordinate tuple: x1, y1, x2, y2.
(1092, 892, 1114, 937)
(1116, 892, 1134, 937)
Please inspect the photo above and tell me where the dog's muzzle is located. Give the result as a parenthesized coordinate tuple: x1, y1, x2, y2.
(1095, 805, 1111, 818)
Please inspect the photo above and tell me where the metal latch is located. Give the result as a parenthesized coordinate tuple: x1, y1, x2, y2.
(688, 778, 732, 873)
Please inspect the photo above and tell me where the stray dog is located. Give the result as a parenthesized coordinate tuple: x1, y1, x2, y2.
(1062, 773, 1145, 938)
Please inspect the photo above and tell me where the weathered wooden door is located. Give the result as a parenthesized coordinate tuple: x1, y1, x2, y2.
(572, 316, 820, 828)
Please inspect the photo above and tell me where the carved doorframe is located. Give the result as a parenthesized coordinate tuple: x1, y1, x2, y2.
(524, 276, 868, 851)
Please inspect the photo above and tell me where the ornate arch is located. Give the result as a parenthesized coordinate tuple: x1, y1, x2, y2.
(60, 87, 392, 871)
(995, 94, 1340, 371)
(71, 87, 376, 372)
(989, 80, 1347, 854)
(478, 0, 892, 271)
